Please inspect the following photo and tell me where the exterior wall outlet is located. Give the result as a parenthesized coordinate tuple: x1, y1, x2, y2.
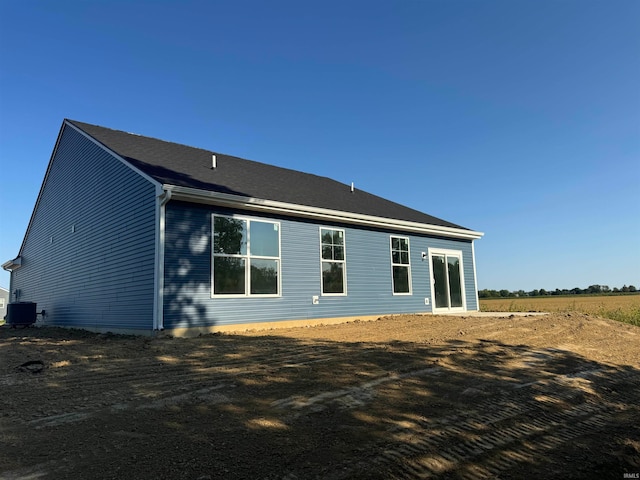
(424, 298, 430, 305)
(312, 295, 319, 305)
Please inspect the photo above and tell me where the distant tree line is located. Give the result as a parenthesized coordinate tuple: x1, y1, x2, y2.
(478, 284, 638, 298)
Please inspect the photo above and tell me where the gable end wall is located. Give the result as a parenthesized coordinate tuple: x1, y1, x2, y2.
(10, 125, 158, 330)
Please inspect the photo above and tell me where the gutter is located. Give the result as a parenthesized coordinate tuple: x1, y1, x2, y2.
(2, 257, 22, 272)
(164, 184, 484, 241)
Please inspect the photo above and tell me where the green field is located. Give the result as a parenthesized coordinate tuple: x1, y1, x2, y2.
(480, 294, 640, 326)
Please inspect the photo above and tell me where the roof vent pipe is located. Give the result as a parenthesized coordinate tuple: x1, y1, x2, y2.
(350, 182, 354, 193)
(211, 155, 217, 169)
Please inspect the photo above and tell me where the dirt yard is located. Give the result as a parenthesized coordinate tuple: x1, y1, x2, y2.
(1, 313, 639, 479)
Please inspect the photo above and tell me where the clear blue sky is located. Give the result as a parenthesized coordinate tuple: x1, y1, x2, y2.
(1, 0, 638, 292)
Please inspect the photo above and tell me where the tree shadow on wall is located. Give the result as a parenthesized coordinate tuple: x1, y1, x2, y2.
(162, 203, 283, 329)
(163, 204, 214, 328)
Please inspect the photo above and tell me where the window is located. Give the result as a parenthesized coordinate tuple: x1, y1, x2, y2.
(320, 228, 346, 295)
(212, 215, 280, 296)
(390, 236, 411, 294)
(429, 248, 465, 311)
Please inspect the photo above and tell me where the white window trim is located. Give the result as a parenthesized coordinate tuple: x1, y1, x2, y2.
(390, 235, 412, 295)
(319, 227, 347, 296)
(428, 247, 467, 312)
(211, 214, 282, 298)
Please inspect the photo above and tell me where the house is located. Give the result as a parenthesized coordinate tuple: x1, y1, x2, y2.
(2, 120, 483, 335)
(0, 286, 8, 320)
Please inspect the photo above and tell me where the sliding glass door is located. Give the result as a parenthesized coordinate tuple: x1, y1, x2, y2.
(430, 249, 465, 312)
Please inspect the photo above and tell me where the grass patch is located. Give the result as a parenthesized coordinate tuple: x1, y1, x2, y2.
(596, 306, 640, 327)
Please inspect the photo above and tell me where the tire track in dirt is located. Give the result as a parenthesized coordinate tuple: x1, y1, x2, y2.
(272, 366, 442, 416)
(3, 343, 341, 427)
(312, 366, 640, 480)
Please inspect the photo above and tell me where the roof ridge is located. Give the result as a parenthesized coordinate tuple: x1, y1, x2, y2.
(67, 119, 214, 155)
(67, 119, 351, 187)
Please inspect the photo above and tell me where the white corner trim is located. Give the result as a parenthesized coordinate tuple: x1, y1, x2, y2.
(472, 241, 480, 311)
(165, 185, 485, 240)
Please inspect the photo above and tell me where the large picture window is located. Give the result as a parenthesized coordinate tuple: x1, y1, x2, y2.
(320, 228, 346, 295)
(390, 236, 411, 294)
(212, 215, 280, 296)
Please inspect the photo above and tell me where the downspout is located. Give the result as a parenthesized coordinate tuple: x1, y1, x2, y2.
(153, 188, 172, 331)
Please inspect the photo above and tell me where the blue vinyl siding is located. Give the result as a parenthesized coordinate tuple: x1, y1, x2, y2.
(10, 125, 158, 330)
(163, 202, 478, 329)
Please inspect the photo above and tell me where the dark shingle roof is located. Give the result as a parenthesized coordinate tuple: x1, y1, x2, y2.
(68, 120, 469, 230)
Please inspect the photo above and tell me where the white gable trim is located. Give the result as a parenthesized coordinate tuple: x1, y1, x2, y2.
(65, 121, 163, 193)
(14, 121, 165, 258)
(13, 122, 67, 257)
(165, 184, 484, 240)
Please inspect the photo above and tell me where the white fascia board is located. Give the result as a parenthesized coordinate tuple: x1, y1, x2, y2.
(165, 185, 484, 240)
